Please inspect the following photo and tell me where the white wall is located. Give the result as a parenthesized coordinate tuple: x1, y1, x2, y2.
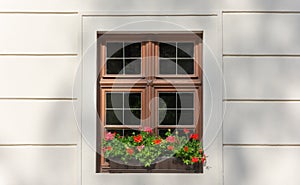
(223, 11, 300, 185)
(0, 0, 299, 185)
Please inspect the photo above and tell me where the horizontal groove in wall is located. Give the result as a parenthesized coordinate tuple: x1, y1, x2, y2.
(223, 11, 300, 14)
(223, 99, 300, 102)
(0, 54, 78, 56)
(0, 98, 77, 101)
(0, 144, 77, 147)
(0, 12, 78, 14)
(82, 13, 218, 17)
(223, 54, 300, 57)
(224, 144, 300, 147)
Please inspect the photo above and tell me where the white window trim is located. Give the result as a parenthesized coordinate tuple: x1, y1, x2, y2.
(79, 15, 223, 185)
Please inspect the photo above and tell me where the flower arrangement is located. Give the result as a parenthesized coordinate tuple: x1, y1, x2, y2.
(102, 127, 206, 168)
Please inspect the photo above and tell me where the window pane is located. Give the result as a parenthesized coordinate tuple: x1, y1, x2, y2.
(177, 42, 194, 58)
(125, 59, 141, 74)
(159, 42, 176, 58)
(159, 59, 176, 74)
(124, 110, 141, 125)
(107, 42, 123, 58)
(158, 129, 175, 138)
(177, 93, 194, 108)
(177, 110, 194, 125)
(125, 42, 141, 57)
(106, 59, 123, 74)
(124, 93, 141, 108)
(106, 93, 123, 108)
(159, 93, 176, 108)
(106, 110, 123, 125)
(124, 130, 140, 136)
(159, 110, 176, 125)
(177, 59, 194, 74)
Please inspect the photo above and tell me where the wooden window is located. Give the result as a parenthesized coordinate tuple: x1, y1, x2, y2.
(97, 33, 203, 173)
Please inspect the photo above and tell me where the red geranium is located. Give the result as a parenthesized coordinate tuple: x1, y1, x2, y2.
(201, 155, 206, 164)
(126, 148, 134, 155)
(133, 134, 143, 143)
(153, 139, 162, 145)
(191, 157, 199, 163)
(167, 145, 174, 151)
(166, 136, 176, 143)
(183, 128, 190, 134)
(190, 133, 199, 140)
(184, 146, 189, 152)
(106, 146, 112, 151)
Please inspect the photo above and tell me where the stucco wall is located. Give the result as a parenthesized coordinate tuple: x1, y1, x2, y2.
(0, 0, 299, 185)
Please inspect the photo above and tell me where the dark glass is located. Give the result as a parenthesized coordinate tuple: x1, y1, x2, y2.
(106, 110, 123, 125)
(125, 59, 141, 74)
(124, 110, 141, 125)
(159, 59, 176, 74)
(177, 59, 194, 74)
(177, 110, 194, 125)
(177, 93, 194, 108)
(107, 42, 123, 58)
(159, 42, 176, 58)
(106, 93, 123, 108)
(159, 93, 176, 108)
(106, 59, 123, 74)
(177, 42, 194, 58)
(159, 110, 176, 125)
(125, 43, 141, 57)
(124, 93, 141, 108)
(124, 130, 140, 137)
(158, 129, 175, 139)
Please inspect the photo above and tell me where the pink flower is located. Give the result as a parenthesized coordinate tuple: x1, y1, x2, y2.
(136, 145, 145, 152)
(183, 128, 190, 134)
(167, 145, 174, 151)
(144, 127, 153, 133)
(166, 136, 176, 143)
(105, 132, 116, 141)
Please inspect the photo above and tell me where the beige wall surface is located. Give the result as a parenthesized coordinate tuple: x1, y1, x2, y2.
(0, 0, 299, 185)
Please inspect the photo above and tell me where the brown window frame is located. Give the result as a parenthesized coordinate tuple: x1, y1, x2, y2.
(97, 33, 203, 173)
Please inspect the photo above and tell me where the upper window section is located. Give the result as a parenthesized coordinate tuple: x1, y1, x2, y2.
(159, 42, 194, 75)
(106, 42, 142, 75)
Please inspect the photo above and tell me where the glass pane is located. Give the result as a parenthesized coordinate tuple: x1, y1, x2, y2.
(106, 110, 123, 125)
(107, 42, 123, 58)
(177, 42, 194, 58)
(177, 59, 194, 74)
(124, 93, 141, 108)
(177, 110, 194, 125)
(159, 59, 176, 74)
(125, 59, 141, 74)
(106, 93, 123, 108)
(177, 93, 194, 108)
(159, 110, 176, 125)
(124, 130, 140, 136)
(106, 59, 123, 74)
(124, 110, 141, 125)
(159, 93, 176, 108)
(125, 43, 141, 57)
(159, 42, 176, 58)
(158, 129, 175, 139)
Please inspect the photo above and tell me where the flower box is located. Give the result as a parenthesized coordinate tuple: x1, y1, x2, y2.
(108, 157, 202, 173)
(103, 128, 206, 173)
